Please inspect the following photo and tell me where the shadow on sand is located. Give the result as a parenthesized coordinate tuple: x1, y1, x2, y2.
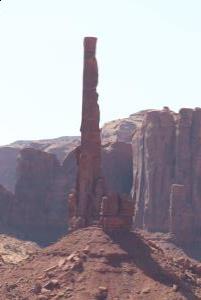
(109, 230, 199, 300)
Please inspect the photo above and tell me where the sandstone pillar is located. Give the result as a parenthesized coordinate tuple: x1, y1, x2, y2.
(76, 37, 103, 226)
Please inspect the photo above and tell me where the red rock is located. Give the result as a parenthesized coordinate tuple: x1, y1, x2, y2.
(169, 184, 193, 243)
(100, 193, 133, 232)
(43, 279, 60, 290)
(132, 109, 175, 232)
(102, 142, 133, 195)
(0, 184, 15, 228)
(132, 107, 201, 242)
(192, 263, 201, 274)
(13, 148, 68, 244)
(68, 37, 104, 228)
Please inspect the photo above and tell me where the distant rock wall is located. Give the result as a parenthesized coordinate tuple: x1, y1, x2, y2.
(13, 148, 68, 244)
(0, 110, 145, 194)
(63, 142, 133, 198)
(0, 138, 133, 244)
(102, 142, 133, 195)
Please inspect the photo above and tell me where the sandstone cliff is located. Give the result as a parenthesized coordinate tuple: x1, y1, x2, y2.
(13, 148, 68, 244)
(0, 111, 145, 193)
(132, 108, 201, 243)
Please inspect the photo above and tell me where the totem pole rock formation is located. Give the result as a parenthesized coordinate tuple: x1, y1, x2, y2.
(68, 37, 134, 232)
(68, 37, 104, 229)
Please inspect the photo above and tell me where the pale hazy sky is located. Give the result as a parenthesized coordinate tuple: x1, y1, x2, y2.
(1, 1, 201, 145)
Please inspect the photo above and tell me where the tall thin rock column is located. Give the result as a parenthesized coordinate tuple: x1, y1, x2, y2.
(67, 37, 133, 232)
(68, 37, 103, 229)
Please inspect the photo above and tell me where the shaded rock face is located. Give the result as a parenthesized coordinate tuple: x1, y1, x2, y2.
(0, 137, 80, 193)
(132, 107, 201, 241)
(14, 148, 68, 244)
(102, 142, 133, 195)
(0, 111, 146, 194)
(0, 147, 19, 192)
(63, 142, 133, 198)
(0, 185, 15, 228)
(62, 148, 77, 194)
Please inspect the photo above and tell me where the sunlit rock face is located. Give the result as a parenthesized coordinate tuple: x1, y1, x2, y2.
(75, 37, 103, 226)
(132, 109, 176, 232)
(132, 107, 201, 242)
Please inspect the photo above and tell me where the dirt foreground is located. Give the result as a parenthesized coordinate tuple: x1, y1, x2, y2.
(0, 226, 201, 299)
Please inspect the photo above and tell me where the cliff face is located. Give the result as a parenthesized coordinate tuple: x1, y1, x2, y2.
(102, 142, 133, 195)
(0, 147, 19, 192)
(132, 109, 175, 232)
(14, 148, 68, 244)
(0, 137, 80, 193)
(63, 142, 133, 198)
(0, 185, 15, 229)
(1, 107, 201, 243)
(132, 108, 201, 242)
(0, 111, 146, 194)
(0, 114, 138, 243)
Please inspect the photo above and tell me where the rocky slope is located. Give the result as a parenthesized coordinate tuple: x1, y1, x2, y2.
(0, 226, 201, 300)
(0, 234, 39, 264)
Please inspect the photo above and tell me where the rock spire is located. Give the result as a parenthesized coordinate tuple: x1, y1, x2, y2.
(68, 37, 104, 229)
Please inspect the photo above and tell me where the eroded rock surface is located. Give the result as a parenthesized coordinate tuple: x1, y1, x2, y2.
(1, 226, 201, 300)
(74, 37, 104, 226)
(14, 148, 68, 244)
(132, 107, 201, 242)
(0, 184, 15, 229)
(102, 142, 133, 195)
(132, 109, 175, 232)
(0, 111, 145, 194)
(169, 184, 193, 243)
(0, 234, 39, 264)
